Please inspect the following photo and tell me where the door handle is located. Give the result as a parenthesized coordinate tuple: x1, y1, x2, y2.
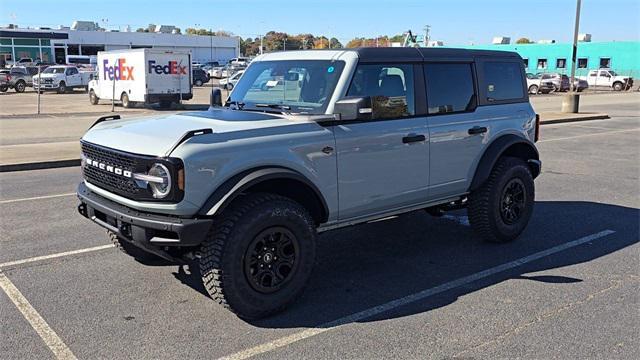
(402, 134, 426, 144)
(468, 126, 488, 135)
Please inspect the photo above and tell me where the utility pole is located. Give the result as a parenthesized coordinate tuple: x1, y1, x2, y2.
(563, 0, 582, 113)
(209, 28, 213, 63)
(424, 25, 431, 46)
(260, 35, 264, 54)
(283, 37, 286, 51)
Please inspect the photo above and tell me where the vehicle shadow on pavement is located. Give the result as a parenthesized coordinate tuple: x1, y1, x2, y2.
(175, 201, 639, 327)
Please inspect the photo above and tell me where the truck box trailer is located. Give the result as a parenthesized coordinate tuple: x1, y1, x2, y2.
(88, 48, 192, 108)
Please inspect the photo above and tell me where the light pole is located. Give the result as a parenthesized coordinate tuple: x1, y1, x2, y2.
(562, 0, 582, 113)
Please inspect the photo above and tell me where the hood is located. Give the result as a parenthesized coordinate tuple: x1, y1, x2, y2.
(81, 108, 306, 157)
(35, 73, 59, 79)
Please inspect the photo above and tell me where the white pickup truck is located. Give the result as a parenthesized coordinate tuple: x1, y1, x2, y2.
(32, 65, 93, 93)
(578, 69, 634, 91)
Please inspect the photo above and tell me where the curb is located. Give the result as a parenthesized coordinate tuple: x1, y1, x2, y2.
(0, 159, 81, 173)
(540, 114, 610, 125)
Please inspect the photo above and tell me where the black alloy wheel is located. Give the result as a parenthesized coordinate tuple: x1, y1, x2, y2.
(500, 178, 526, 225)
(244, 226, 300, 294)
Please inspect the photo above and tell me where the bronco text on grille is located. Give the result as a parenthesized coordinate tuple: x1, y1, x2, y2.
(81, 141, 142, 198)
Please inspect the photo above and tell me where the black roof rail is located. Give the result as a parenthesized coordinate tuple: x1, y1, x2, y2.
(89, 114, 121, 130)
(165, 128, 213, 156)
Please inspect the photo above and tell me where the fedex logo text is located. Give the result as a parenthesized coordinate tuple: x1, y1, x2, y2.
(103, 59, 134, 81)
(148, 60, 187, 75)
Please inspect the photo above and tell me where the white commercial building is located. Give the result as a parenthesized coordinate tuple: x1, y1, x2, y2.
(0, 27, 240, 65)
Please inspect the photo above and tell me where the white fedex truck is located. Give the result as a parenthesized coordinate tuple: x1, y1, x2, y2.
(88, 49, 192, 108)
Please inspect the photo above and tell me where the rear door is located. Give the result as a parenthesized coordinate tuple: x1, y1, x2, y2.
(424, 62, 485, 199)
(146, 51, 191, 95)
(334, 63, 430, 220)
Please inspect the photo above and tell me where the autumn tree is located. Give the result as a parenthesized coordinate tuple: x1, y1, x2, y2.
(516, 37, 533, 44)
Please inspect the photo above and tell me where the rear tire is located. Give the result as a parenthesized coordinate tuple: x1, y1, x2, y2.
(0, 85, 7, 92)
(199, 193, 317, 319)
(195, 79, 203, 87)
(468, 157, 535, 243)
(121, 92, 130, 108)
(89, 89, 99, 105)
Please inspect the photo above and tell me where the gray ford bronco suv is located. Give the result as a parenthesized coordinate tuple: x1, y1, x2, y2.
(77, 48, 541, 319)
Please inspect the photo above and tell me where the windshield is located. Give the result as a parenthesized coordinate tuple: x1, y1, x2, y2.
(43, 67, 65, 74)
(228, 60, 345, 114)
(608, 70, 617, 76)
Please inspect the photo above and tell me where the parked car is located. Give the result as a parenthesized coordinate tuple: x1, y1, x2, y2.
(7, 66, 38, 92)
(7, 57, 35, 67)
(192, 68, 210, 86)
(218, 69, 244, 90)
(208, 66, 224, 78)
(526, 73, 553, 94)
(33, 65, 92, 93)
(77, 48, 541, 319)
(0, 71, 9, 92)
(578, 69, 634, 91)
(560, 75, 588, 92)
(228, 57, 250, 66)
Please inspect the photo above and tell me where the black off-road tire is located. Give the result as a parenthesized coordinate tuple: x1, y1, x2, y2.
(0, 85, 7, 92)
(14, 80, 26, 93)
(107, 231, 161, 262)
(89, 89, 99, 105)
(468, 157, 535, 243)
(199, 193, 317, 320)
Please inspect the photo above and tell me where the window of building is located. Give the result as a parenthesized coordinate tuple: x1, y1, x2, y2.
(483, 62, 525, 101)
(537, 59, 548, 69)
(40, 39, 51, 46)
(556, 58, 566, 69)
(13, 47, 40, 60)
(67, 44, 79, 55)
(599, 58, 611, 68)
(424, 63, 475, 114)
(131, 45, 152, 49)
(347, 63, 415, 118)
(79, 45, 104, 56)
(522, 58, 529, 68)
(578, 58, 588, 68)
(13, 38, 39, 46)
(0, 38, 12, 46)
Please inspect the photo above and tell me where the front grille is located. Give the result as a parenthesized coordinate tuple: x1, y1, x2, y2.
(81, 142, 142, 198)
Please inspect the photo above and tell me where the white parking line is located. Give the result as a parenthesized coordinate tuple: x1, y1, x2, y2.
(539, 128, 639, 143)
(0, 192, 76, 205)
(0, 244, 114, 269)
(0, 271, 78, 360)
(218, 229, 616, 360)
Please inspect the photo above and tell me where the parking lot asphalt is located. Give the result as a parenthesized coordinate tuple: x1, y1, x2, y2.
(1, 103, 639, 359)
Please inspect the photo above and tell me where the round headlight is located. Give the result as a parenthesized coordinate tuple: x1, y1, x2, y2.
(148, 163, 171, 198)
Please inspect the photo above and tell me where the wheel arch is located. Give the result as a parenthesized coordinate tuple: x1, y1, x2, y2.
(198, 167, 329, 225)
(469, 134, 540, 192)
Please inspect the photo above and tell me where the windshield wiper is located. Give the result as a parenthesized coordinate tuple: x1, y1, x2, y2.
(225, 101, 245, 110)
(255, 103, 291, 112)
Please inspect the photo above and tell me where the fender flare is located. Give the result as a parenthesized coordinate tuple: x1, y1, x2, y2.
(198, 167, 329, 221)
(469, 134, 540, 192)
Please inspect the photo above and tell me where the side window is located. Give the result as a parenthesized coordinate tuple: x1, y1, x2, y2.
(483, 61, 525, 102)
(346, 63, 414, 119)
(424, 63, 476, 114)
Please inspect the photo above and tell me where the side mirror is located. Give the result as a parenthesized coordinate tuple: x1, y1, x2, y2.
(210, 87, 223, 108)
(333, 96, 372, 121)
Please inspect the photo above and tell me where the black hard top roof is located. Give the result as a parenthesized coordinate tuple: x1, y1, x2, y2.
(351, 47, 521, 63)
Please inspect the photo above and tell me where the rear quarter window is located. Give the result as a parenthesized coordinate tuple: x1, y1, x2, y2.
(482, 61, 525, 102)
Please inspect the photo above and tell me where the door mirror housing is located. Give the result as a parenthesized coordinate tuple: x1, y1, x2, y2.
(333, 96, 372, 121)
(210, 87, 223, 108)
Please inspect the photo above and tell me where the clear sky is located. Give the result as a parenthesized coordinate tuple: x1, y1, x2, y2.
(1, 0, 639, 45)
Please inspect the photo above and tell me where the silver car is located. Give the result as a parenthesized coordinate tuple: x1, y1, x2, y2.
(77, 48, 541, 319)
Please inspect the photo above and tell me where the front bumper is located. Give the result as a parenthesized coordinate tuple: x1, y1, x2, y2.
(77, 182, 212, 248)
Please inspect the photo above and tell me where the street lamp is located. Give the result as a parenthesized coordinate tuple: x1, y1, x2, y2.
(562, 0, 582, 113)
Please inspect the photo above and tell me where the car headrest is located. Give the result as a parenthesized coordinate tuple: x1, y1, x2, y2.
(379, 74, 405, 97)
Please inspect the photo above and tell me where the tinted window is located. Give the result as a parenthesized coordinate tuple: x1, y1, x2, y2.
(599, 58, 611, 68)
(424, 63, 475, 114)
(483, 62, 525, 101)
(347, 64, 414, 118)
(556, 58, 566, 68)
(578, 58, 588, 68)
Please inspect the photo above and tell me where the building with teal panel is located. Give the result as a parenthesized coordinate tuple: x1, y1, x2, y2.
(453, 41, 640, 77)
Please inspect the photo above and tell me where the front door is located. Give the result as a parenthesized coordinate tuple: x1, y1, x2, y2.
(334, 63, 429, 220)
